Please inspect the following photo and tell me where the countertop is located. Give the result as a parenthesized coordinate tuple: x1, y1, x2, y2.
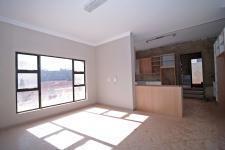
(135, 84, 182, 87)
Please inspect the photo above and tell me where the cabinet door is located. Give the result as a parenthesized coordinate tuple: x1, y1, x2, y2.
(160, 68, 176, 85)
(215, 39, 220, 56)
(161, 54, 175, 68)
(220, 31, 225, 54)
(139, 57, 152, 74)
(136, 86, 152, 111)
(219, 31, 224, 54)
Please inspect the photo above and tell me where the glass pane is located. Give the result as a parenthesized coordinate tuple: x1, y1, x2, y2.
(191, 58, 203, 84)
(74, 74, 85, 85)
(74, 86, 85, 100)
(161, 54, 175, 67)
(41, 56, 73, 107)
(17, 91, 39, 112)
(18, 73, 38, 89)
(74, 60, 84, 72)
(18, 54, 37, 70)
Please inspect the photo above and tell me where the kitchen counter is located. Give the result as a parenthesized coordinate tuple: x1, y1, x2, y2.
(135, 85, 183, 117)
(136, 84, 181, 87)
(135, 81, 162, 86)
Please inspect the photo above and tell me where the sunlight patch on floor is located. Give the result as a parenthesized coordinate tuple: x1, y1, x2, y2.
(27, 122, 63, 138)
(44, 130, 84, 150)
(125, 114, 149, 122)
(75, 140, 112, 150)
(53, 111, 141, 145)
(85, 107, 109, 114)
(103, 110, 128, 118)
(26, 106, 149, 149)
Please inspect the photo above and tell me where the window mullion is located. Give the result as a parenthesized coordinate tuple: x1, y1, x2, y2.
(74, 84, 85, 87)
(37, 55, 41, 109)
(16, 53, 18, 113)
(74, 72, 85, 74)
(17, 88, 38, 92)
(17, 70, 38, 73)
(72, 60, 75, 102)
(84, 61, 86, 100)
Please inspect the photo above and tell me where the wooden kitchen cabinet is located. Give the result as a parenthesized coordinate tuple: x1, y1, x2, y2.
(139, 57, 152, 74)
(136, 85, 183, 117)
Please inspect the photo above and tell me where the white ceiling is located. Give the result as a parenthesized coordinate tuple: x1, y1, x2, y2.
(136, 18, 225, 50)
(0, 0, 225, 50)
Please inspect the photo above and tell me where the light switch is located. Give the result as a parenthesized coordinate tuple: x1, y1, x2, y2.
(112, 76, 118, 83)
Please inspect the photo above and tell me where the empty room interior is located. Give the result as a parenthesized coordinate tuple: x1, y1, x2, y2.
(1, 0, 225, 150)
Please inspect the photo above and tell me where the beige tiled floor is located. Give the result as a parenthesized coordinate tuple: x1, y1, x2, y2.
(0, 99, 225, 150)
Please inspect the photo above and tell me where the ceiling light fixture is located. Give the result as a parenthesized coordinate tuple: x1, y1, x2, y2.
(146, 33, 176, 43)
(84, 0, 108, 13)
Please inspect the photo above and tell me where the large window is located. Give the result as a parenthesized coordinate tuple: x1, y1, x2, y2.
(16, 52, 86, 113)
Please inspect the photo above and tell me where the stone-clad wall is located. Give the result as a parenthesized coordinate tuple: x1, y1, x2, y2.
(136, 38, 216, 99)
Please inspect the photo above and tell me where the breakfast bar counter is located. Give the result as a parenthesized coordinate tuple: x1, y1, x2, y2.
(135, 85, 183, 117)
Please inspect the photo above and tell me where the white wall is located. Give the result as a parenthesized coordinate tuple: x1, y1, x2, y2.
(0, 21, 136, 129)
(96, 35, 135, 110)
(0, 22, 96, 129)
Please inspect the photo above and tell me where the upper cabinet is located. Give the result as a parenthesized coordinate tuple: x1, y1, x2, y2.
(151, 56, 160, 75)
(160, 54, 176, 85)
(139, 57, 152, 74)
(214, 28, 225, 57)
(214, 39, 219, 57)
(160, 53, 175, 68)
(136, 53, 176, 85)
(219, 29, 225, 54)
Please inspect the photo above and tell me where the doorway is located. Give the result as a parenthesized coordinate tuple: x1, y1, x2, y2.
(180, 52, 203, 88)
(180, 52, 204, 99)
